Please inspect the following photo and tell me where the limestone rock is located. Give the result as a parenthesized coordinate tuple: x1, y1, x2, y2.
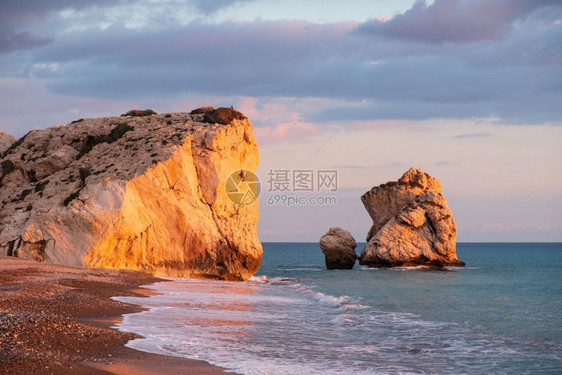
(359, 168, 464, 268)
(0, 109, 262, 281)
(0, 131, 15, 154)
(361, 167, 442, 242)
(319, 227, 357, 269)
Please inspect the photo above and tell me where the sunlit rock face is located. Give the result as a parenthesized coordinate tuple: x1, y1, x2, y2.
(359, 168, 464, 268)
(0, 109, 262, 280)
(0, 131, 15, 154)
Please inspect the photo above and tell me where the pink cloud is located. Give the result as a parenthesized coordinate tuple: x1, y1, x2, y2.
(254, 121, 319, 145)
(376, 15, 391, 23)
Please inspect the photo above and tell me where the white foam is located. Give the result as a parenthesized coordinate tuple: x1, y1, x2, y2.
(356, 265, 382, 271)
(330, 313, 356, 325)
(444, 266, 480, 271)
(278, 267, 324, 272)
(340, 303, 370, 311)
(248, 275, 268, 283)
(249, 275, 295, 285)
(312, 291, 352, 307)
(389, 266, 432, 271)
(289, 284, 355, 308)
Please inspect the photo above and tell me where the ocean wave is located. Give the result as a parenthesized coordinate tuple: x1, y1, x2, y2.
(276, 267, 324, 272)
(340, 303, 370, 311)
(248, 275, 295, 285)
(356, 265, 480, 272)
(390, 266, 433, 271)
(313, 291, 352, 307)
(330, 313, 356, 325)
(444, 266, 480, 270)
(356, 265, 382, 271)
(290, 284, 354, 307)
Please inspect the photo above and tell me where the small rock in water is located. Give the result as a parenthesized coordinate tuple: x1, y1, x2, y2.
(319, 227, 357, 270)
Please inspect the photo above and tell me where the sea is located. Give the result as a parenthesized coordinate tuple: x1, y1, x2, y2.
(113, 243, 562, 374)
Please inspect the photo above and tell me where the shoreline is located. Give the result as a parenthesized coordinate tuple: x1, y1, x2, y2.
(0, 256, 230, 375)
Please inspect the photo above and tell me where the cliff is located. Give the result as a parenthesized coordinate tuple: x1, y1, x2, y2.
(359, 168, 464, 268)
(0, 108, 262, 280)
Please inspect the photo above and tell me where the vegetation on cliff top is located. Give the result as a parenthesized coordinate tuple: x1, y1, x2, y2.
(121, 109, 157, 117)
(190, 106, 247, 125)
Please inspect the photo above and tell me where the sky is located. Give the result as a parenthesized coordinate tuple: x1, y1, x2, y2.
(1, 0, 561, 242)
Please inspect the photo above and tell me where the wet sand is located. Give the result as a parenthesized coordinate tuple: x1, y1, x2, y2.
(0, 256, 230, 374)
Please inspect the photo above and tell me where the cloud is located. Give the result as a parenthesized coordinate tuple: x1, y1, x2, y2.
(26, 20, 362, 99)
(0, 0, 138, 26)
(0, 30, 52, 53)
(453, 132, 493, 139)
(357, 0, 561, 43)
(434, 161, 456, 166)
(0, 0, 140, 53)
(18, 15, 557, 124)
(254, 122, 319, 145)
(192, 0, 256, 15)
(0, 2, 560, 132)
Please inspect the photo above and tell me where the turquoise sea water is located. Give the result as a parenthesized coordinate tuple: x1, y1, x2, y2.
(115, 243, 562, 374)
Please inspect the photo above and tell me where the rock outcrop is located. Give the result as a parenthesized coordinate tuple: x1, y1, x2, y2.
(359, 168, 464, 268)
(319, 227, 357, 269)
(0, 131, 15, 154)
(0, 108, 262, 280)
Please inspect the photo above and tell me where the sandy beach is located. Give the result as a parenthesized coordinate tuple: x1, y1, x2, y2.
(0, 256, 230, 375)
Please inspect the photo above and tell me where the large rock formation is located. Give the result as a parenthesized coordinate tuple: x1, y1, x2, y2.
(0, 131, 15, 154)
(319, 227, 357, 269)
(0, 108, 262, 280)
(359, 168, 464, 268)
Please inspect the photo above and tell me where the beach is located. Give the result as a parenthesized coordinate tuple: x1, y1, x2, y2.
(1, 245, 561, 374)
(0, 256, 229, 375)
